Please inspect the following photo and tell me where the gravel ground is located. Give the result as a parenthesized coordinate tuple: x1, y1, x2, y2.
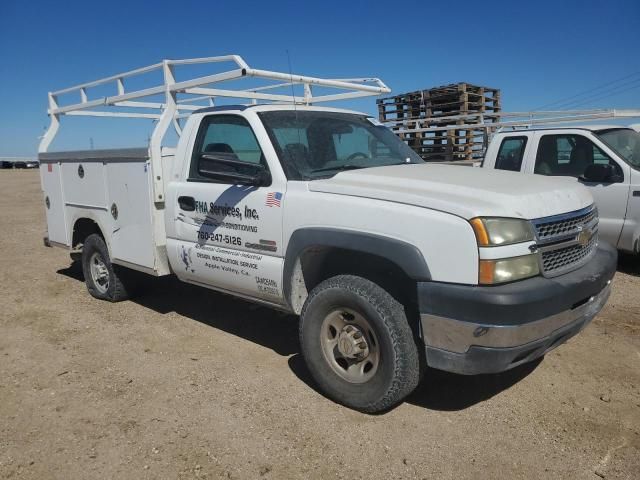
(1, 170, 639, 479)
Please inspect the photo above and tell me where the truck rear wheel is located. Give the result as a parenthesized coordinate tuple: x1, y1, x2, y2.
(299, 275, 420, 413)
(81, 234, 131, 302)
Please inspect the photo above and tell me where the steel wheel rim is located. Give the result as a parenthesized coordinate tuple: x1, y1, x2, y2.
(320, 308, 380, 384)
(89, 252, 109, 294)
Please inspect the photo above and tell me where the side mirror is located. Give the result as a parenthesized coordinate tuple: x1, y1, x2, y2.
(198, 154, 271, 186)
(581, 164, 622, 183)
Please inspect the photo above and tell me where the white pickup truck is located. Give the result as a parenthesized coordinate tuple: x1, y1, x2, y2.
(483, 126, 640, 254)
(39, 57, 616, 412)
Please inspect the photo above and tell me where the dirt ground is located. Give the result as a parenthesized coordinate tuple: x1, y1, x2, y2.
(1, 170, 639, 480)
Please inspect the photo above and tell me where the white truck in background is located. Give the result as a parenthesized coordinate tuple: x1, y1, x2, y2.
(39, 56, 616, 412)
(482, 126, 640, 254)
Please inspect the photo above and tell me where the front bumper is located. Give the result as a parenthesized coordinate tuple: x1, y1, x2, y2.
(419, 242, 617, 375)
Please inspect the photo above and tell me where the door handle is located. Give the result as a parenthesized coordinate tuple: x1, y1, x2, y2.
(633, 191, 640, 197)
(178, 196, 195, 211)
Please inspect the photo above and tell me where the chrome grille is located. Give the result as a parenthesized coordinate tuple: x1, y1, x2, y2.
(535, 208, 597, 241)
(532, 205, 598, 277)
(541, 233, 598, 273)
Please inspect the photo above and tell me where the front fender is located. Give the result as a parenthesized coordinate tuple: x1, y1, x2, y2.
(283, 227, 431, 306)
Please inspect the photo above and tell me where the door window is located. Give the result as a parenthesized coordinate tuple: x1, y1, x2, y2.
(495, 136, 527, 172)
(534, 134, 621, 178)
(190, 115, 266, 181)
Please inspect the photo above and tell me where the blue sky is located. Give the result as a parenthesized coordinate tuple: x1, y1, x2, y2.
(1, 0, 639, 156)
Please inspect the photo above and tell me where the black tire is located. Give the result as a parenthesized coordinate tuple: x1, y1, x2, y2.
(81, 234, 131, 302)
(299, 275, 420, 413)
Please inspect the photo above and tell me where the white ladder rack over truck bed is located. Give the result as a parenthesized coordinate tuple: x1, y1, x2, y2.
(389, 108, 640, 134)
(386, 108, 640, 161)
(38, 55, 390, 275)
(40, 54, 390, 203)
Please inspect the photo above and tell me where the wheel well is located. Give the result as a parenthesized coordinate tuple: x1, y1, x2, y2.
(290, 247, 419, 332)
(72, 218, 103, 250)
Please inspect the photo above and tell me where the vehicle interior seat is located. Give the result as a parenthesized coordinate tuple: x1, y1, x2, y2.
(567, 141, 592, 177)
(204, 142, 238, 159)
(307, 119, 338, 168)
(202, 143, 239, 174)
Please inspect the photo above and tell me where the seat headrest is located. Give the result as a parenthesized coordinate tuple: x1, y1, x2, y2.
(204, 143, 235, 154)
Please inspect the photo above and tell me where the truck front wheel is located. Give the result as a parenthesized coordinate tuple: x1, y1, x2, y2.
(81, 234, 131, 302)
(299, 275, 420, 412)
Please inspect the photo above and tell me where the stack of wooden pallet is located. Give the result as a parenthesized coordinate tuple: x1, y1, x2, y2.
(377, 83, 501, 162)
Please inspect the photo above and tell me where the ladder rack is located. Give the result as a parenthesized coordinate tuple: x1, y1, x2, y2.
(388, 109, 640, 134)
(39, 54, 390, 154)
(39, 54, 390, 203)
(386, 108, 640, 162)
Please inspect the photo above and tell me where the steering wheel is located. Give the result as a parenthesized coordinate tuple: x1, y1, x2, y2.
(346, 152, 369, 162)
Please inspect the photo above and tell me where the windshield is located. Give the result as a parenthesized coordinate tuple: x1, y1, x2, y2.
(258, 111, 424, 180)
(595, 128, 640, 168)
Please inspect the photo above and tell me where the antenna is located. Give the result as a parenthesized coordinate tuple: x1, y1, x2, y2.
(286, 50, 303, 147)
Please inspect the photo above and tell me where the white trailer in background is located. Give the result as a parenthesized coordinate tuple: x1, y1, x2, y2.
(39, 55, 616, 412)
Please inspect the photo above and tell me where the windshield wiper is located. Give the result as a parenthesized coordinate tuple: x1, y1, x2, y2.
(311, 164, 365, 174)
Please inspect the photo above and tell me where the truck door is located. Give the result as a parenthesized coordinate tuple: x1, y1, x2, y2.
(166, 114, 286, 303)
(528, 131, 629, 247)
(618, 167, 640, 253)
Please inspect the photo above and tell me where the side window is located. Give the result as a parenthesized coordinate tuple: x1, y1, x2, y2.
(190, 115, 266, 181)
(495, 136, 527, 172)
(534, 134, 620, 178)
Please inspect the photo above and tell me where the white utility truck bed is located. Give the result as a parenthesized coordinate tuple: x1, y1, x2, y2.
(39, 56, 616, 412)
(40, 147, 169, 274)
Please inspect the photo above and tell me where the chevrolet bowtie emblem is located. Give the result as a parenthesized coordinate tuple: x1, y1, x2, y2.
(576, 225, 593, 247)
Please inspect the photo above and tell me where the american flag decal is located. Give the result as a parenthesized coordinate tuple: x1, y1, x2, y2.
(266, 192, 282, 207)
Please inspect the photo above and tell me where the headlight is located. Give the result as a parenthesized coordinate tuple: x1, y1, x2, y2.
(479, 254, 540, 284)
(470, 217, 534, 246)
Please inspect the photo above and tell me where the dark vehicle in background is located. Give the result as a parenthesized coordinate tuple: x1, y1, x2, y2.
(2, 159, 39, 169)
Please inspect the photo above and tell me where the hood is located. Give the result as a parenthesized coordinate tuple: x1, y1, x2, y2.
(308, 164, 593, 220)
